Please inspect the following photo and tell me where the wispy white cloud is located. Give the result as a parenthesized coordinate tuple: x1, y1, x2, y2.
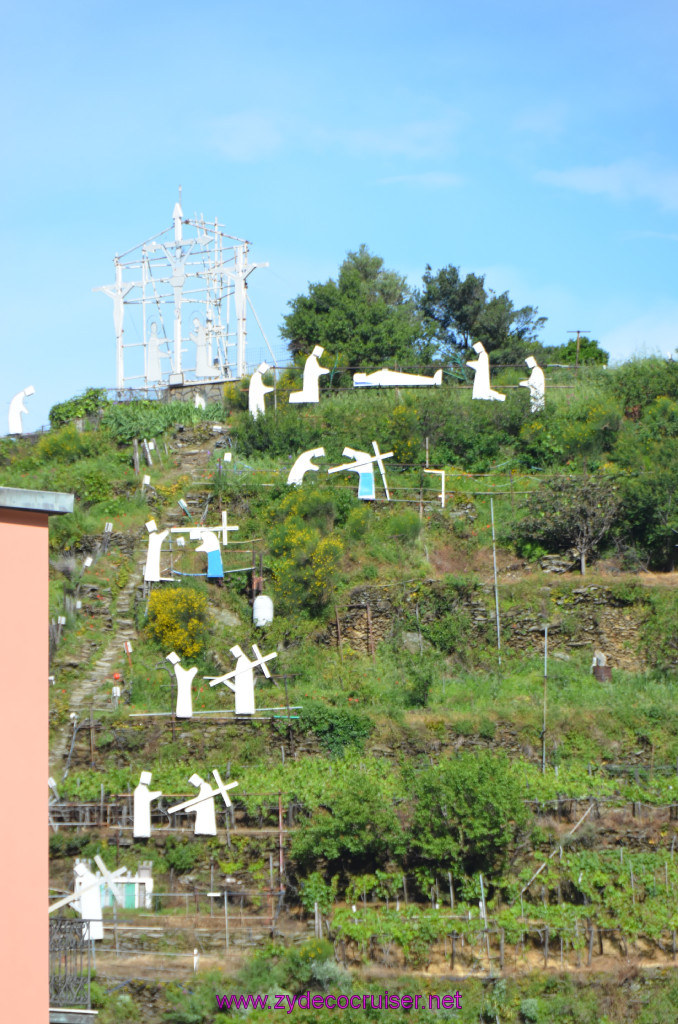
(326, 116, 464, 160)
(209, 112, 283, 162)
(624, 229, 678, 242)
(536, 159, 678, 211)
(378, 171, 463, 187)
(511, 102, 569, 139)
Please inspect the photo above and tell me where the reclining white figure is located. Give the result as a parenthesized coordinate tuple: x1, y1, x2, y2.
(353, 368, 442, 387)
(466, 342, 505, 401)
(519, 356, 545, 412)
(289, 345, 330, 404)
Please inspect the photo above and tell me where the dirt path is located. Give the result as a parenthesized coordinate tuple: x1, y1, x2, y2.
(49, 565, 141, 771)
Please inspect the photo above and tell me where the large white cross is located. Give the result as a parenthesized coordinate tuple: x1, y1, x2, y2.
(170, 510, 239, 546)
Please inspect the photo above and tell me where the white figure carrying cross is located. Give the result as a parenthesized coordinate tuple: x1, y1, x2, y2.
(49, 855, 128, 941)
(327, 441, 393, 501)
(167, 769, 239, 836)
(207, 644, 277, 715)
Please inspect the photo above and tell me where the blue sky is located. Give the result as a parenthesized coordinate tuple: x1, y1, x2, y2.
(2, 0, 677, 427)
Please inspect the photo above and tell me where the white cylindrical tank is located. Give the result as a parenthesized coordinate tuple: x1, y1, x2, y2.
(253, 594, 274, 627)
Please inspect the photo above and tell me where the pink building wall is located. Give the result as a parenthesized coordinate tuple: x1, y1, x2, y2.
(0, 507, 52, 1021)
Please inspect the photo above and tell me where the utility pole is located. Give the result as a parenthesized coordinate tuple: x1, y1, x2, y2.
(567, 330, 591, 373)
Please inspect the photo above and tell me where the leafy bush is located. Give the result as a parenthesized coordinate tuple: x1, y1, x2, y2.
(410, 751, 529, 876)
(299, 872, 338, 915)
(384, 509, 421, 542)
(146, 586, 209, 658)
(299, 700, 373, 755)
(607, 356, 678, 414)
(164, 836, 201, 873)
(291, 769, 404, 875)
(388, 403, 421, 464)
(49, 388, 110, 429)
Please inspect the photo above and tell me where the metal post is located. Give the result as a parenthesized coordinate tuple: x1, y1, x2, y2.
(490, 498, 501, 668)
(278, 792, 285, 891)
(542, 624, 548, 774)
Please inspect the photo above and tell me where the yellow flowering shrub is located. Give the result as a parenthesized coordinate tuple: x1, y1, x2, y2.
(146, 587, 209, 658)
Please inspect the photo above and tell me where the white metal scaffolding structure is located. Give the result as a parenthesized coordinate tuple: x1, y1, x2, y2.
(96, 200, 270, 390)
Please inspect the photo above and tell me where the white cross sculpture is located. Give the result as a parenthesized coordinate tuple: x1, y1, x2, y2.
(167, 769, 238, 836)
(327, 441, 393, 501)
(206, 644, 277, 715)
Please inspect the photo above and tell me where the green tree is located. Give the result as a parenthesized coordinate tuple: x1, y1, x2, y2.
(280, 245, 428, 369)
(516, 473, 621, 574)
(409, 752, 529, 877)
(417, 264, 546, 362)
(553, 335, 608, 366)
(290, 770, 404, 876)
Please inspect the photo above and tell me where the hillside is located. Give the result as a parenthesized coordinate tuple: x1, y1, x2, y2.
(5, 358, 678, 1023)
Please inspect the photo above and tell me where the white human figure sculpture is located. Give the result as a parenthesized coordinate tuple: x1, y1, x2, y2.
(8, 385, 35, 434)
(289, 345, 330, 404)
(519, 356, 545, 412)
(190, 527, 223, 579)
(167, 651, 198, 719)
(73, 862, 104, 941)
(328, 443, 393, 501)
(133, 770, 162, 838)
(167, 769, 238, 834)
(353, 368, 443, 387)
(192, 317, 218, 378)
(144, 520, 170, 582)
(208, 644, 277, 715)
(466, 342, 505, 401)
(146, 322, 168, 382)
(187, 773, 217, 836)
(249, 362, 274, 419)
(287, 447, 326, 486)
